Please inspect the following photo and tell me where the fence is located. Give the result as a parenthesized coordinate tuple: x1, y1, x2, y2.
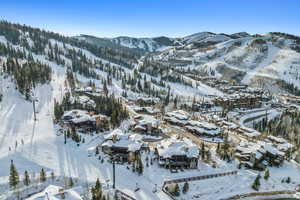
(163, 170, 238, 186)
(161, 171, 238, 200)
(221, 190, 296, 200)
(116, 189, 136, 200)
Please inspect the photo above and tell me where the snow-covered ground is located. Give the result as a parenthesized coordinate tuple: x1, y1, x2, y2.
(0, 62, 171, 199)
(1, 29, 300, 200)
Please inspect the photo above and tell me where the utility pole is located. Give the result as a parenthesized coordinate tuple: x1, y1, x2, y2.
(0, 64, 3, 108)
(33, 99, 37, 121)
(112, 157, 116, 189)
(32, 90, 37, 121)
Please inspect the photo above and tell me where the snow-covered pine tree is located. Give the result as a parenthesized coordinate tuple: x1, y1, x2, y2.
(23, 170, 30, 186)
(252, 174, 261, 191)
(9, 160, 19, 189)
(40, 168, 46, 182)
(264, 169, 270, 180)
(69, 177, 74, 187)
(183, 182, 189, 194)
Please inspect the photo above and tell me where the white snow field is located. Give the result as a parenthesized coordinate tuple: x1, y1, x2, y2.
(0, 61, 171, 199)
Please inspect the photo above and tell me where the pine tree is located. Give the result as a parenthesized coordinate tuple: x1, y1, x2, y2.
(54, 100, 63, 120)
(201, 143, 205, 160)
(23, 170, 30, 186)
(182, 182, 189, 194)
(173, 183, 180, 196)
(264, 169, 270, 180)
(103, 81, 108, 96)
(252, 174, 261, 191)
(137, 156, 144, 175)
(51, 171, 55, 182)
(64, 132, 67, 144)
(164, 86, 170, 105)
(68, 177, 74, 187)
(216, 142, 220, 153)
(173, 96, 178, 108)
(91, 178, 102, 200)
(9, 160, 19, 189)
(40, 168, 46, 182)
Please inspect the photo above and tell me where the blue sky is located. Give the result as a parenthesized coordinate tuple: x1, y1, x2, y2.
(0, 0, 299, 38)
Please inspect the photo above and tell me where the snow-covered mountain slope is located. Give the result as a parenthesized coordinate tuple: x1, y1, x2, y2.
(111, 36, 163, 52)
(151, 32, 300, 93)
(76, 35, 179, 52)
(0, 22, 177, 200)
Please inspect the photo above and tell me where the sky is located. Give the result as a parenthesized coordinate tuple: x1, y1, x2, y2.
(0, 0, 299, 38)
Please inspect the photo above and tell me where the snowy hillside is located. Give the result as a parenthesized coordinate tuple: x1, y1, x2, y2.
(1, 20, 300, 200)
(77, 35, 179, 52)
(77, 30, 300, 94)
(180, 32, 231, 45)
(111, 36, 164, 52)
(151, 32, 300, 93)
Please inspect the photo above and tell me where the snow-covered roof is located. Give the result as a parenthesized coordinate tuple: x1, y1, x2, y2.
(104, 129, 126, 140)
(268, 135, 287, 144)
(236, 141, 285, 158)
(166, 110, 190, 120)
(238, 126, 261, 137)
(71, 115, 95, 124)
(157, 136, 199, 158)
(63, 109, 97, 124)
(187, 120, 218, 130)
(63, 109, 88, 119)
(102, 135, 143, 152)
(263, 143, 285, 156)
(164, 116, 188, 125)
(63, 109, 107, 124)
(25, 185, 83, 200)
(185, 120, 220, 136)
(129, 133, 144, 141)
(277, 143, 293, 151)
(77, 95, 96, 107)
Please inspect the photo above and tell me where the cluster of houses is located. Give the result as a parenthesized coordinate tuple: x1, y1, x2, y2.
(213, 93, 263, 110)
(235, 135, 293, 170)
(219, 85, 248, 94)
(192, 101, 215, 111)
(62, 109, 109, 132)
(155, 136, 199, 169)
(278, 94, 300, 105)
(99, 128, 201, 170)
(185, 121, 220, 138)
(164, 110, 221, 138)
(164, 110, 190, 126)
(215, 117, 261, 139)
